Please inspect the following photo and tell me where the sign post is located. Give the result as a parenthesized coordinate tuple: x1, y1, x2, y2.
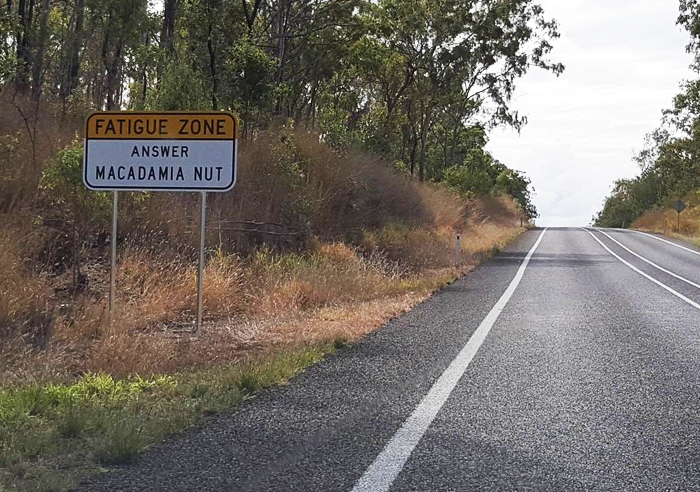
(84, 112, 238, 332)
(673, 199, 686, 232)
(109, 191, 118, 325)
(197, 192, 207, 332)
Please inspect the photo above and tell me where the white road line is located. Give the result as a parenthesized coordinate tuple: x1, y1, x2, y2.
(351, 228, 548, 492)
(632, 230, 700, 258)
(595, 229, 700, 291)
(583, 228, 700, 311)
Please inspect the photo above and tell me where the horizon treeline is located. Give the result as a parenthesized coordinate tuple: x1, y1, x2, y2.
(594, 2, 700, 228)
(0, 0, 564, 219)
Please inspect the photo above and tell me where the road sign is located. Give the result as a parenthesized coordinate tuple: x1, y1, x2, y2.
(673, 200, 687, 214)
(84, 111, 239, 333)
(84, 112, 238, 192)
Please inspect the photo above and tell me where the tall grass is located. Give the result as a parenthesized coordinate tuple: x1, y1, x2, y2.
(0, 218, 53, 347)
(633, 204, 700, 237)
(0, 101, 524, 383)
(0, 96, 84, 214)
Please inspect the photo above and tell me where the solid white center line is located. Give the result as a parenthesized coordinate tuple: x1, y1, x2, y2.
(632, 229, 700, 257)
(596, 229, 700, 290)
(351, 228, 548, 492)
(583, 228, 700, 311)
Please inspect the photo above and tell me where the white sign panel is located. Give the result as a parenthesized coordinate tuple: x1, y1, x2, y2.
(84, 112, 238, 192)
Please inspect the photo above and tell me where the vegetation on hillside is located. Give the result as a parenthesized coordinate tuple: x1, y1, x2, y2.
(0, 0, 562, 365)
(0, 0, 561, 215)
(594, 3, 700, 229)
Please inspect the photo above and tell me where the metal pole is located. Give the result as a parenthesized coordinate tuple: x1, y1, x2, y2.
(196, 192, 207, 333)
(109, 191, 118, 325)
(455, 233, 461, 267)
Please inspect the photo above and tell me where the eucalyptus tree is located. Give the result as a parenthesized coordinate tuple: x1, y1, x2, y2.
(0, 0, 548, 219)
(258, 0, 363, 118)
(362, 0, 563, 180)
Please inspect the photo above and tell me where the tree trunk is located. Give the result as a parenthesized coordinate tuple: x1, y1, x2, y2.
(207, 23, 218, 110)
(161, 0, 177, 54)
(103, 35, 122, 110)
(276, 0, 287, 83)
(62, 0, 84, 101)
(442, 132, 449, 170)
(137, 30, 148, 108)
(400, 131, 407, 162)
(418, 104, 432, 181)
(30, 0, 50, 101)
(242, 0, 263, 32)
(15, 0, 34, 93)
(306, 82, 317, 128)
(243, 100, 250, 141)
(409, 133, 418, 176)
(449, 125, 459, 167)
(273, 0, 288, 114)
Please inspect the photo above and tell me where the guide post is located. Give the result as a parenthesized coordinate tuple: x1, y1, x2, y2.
(84, 112, 238, 332)
(455, 233, 461, 267)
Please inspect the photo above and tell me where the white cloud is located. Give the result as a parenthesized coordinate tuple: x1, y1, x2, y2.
(486, 0, 695, 226)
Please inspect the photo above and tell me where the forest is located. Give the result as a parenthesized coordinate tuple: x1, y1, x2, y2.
(594, 1, 700, 231)
(0, 0, 564, 215)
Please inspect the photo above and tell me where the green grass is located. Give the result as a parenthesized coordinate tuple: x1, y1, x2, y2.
(333, 335, 349, 349)
(0, 343, 336, 492)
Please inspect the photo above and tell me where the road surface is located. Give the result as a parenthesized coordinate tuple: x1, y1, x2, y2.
(82, 227, 700, 491)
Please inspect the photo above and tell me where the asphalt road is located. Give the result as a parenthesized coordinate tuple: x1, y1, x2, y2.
(81, 227, 700, 491)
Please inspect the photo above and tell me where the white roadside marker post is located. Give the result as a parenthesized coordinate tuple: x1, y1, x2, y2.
(455, 233, 461, 267)
(196, 192, 207, 334)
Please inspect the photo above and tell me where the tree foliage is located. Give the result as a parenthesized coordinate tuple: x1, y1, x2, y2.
(595, 2, 700, 227)
(1, 0, 561, 218)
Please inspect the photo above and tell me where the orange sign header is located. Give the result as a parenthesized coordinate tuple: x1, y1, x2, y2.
(86, 112, 238, 140)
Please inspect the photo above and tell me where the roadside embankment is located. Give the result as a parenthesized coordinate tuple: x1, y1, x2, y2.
(1, 114, 526, 491)
(632, 203, 700, 246)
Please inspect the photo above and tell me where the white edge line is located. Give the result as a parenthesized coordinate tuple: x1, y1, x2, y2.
(583, 228, 700, 311)
(351, 228, 549, 492)
(595, 229, 700, 291)
(632, 229, 700, 257)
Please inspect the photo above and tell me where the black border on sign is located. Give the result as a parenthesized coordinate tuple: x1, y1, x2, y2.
(83, 112, 238, 192)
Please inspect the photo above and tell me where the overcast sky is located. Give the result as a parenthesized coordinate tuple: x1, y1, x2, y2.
(485, 0, 696, 227)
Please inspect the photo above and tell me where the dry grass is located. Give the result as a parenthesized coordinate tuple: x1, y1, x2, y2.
(632, 204, 700, 238)
(132, 130, 457, 251)
(0, 95, 84, 214)
(0, 193, 522, 384)
(0, 110, 524, 385)
(0, 219, 52, 342)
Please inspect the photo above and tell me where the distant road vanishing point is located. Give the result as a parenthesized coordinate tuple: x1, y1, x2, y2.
(83, 228, 700, 491)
